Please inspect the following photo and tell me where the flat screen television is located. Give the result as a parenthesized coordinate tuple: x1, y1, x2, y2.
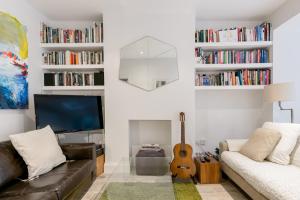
(34, 94, 104, 134)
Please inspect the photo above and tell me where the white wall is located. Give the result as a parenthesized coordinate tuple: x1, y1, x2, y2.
(103, 0, 195, 165)
(0, 0, 44, 140)
(272, 13, 300, 123)
(195, 90, 265, 151)
(269, 0, 300, 29)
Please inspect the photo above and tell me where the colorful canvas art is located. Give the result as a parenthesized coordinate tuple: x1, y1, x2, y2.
(0, 11, 28, 109)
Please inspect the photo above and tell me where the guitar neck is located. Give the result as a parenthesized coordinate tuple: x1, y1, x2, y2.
(181, 122, 185, 146)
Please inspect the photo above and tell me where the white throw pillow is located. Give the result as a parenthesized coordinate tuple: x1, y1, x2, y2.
(263, 122, 300, 165)
(226, 139, 248, 152)
(9, 126, 66, 179)
(291, 137, 300, 168)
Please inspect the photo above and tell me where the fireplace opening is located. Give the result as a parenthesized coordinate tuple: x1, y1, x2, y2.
(129, 120, 172, 176)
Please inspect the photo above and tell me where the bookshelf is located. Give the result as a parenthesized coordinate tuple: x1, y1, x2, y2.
(42, 64, 104, 71)
(194, 23, 273, 91)
(195, 41, 272, 50)
(40, 21, 104, 91)
(195, 85, 265, 90)
(40, 43, 104, 51)
(195, 63, 272, 71)
(42, 86, 105, 91)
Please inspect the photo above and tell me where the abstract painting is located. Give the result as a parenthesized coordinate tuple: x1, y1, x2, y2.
(0, 11, 28, 109)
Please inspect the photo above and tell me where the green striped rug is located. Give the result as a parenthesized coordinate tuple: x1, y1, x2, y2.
(99, 182, 202, 200)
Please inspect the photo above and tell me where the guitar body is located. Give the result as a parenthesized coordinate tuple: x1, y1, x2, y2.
(170, 112, 196, 179)
(170, 143, 196, 179)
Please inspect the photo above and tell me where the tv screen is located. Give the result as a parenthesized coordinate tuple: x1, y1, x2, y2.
(34, 95, 104, 133)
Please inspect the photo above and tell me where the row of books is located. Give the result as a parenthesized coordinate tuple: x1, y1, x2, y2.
(195, 48, 269, 64)
(44, 72, 104, 87)
(40, 22, 103, 43)
(195, 22, 271, 43)
(42, 50, 104, 65)
(195, 69, 271, 86)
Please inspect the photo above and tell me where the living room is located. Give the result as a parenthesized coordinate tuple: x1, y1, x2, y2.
(0, 0, 300, 199)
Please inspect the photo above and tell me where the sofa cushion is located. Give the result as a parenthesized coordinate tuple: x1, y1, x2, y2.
(225, 139, 248, 152)
(291, 138, 300, 168)
(0, 160, 93, 199)
(0, 141, 27, 189)
(239, 128, 281, 162)
(263, 122, 300, 165)
(9, 126, 66, 179)
(222, 151, 300, 200)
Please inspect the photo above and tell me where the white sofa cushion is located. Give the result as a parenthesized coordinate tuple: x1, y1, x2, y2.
(239, 128, 281, 162)
(226, 139, 248, 152)
(291, 138, 300, 168)
(9, 126, 66, 179)
(262, 122, 300, 165)
(222, 151, 300, 200)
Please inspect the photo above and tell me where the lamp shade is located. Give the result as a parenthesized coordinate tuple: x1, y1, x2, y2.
(264, 82, 295, 103)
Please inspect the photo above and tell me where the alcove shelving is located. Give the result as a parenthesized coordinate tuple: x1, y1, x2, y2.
(194, 23, 273, 91)
(40, 19, 105, 91)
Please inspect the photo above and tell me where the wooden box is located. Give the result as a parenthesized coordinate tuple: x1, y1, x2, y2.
(96, 154, 105, 176)
(194, 157, 221, 184)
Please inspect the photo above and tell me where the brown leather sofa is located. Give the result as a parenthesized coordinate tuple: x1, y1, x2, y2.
(0, 141, 96, 200)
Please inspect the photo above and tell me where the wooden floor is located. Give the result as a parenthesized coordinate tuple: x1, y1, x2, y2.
(196, 180, 251, 200)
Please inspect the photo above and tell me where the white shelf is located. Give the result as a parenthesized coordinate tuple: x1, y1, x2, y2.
(195, 63, 273, 71)
(42, 64, 104, 71)
(195, 85, 266, 90)
(195, 41, 272, 50)
(42, 86, 105, 91)
(40, 43, 104, 50)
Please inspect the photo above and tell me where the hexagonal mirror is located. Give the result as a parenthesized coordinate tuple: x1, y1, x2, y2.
(119, 36, 179, 91)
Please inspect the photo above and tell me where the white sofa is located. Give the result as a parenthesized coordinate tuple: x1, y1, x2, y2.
(220, 122, 300, 200)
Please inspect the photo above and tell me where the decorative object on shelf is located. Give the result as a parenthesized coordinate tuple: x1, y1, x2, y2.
(170, 112, 196, 180)
(264, 82, 295, 123)
(119, 36, 178, 91)
(0, 12, 28, 109)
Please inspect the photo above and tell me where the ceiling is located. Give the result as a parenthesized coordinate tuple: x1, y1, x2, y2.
(195, 0, 289, 20)
(26, 0, 289, 21)
(26, 0, 104, 20)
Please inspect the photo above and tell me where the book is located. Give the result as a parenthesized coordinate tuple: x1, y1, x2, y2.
(40, 21, 104, 43)
(195, 48, 269, 64)
(43, 71, 103, 87)
(195, 22, 271, 43)
(195, 69, 271, 86)
(42, 50, 104, 65)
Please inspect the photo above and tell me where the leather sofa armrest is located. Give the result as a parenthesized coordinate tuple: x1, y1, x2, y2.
(60, 143, 96, 161)
(219, 141, 229, 155)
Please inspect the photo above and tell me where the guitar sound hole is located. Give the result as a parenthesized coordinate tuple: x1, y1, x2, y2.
(179, 150, 187, 157)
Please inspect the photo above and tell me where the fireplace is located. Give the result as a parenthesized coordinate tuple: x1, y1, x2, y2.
(129, 120, 172, 175)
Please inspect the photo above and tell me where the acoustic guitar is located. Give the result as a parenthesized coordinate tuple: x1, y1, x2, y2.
(170, 112, 196, 179)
